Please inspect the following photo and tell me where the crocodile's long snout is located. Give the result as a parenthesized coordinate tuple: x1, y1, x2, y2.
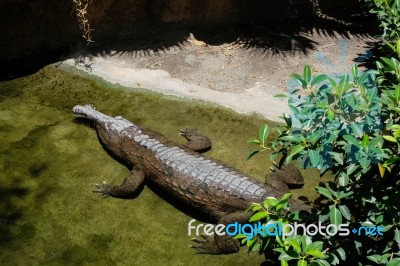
(73, 104, 116, 124)
(73, 104, 99, 119)
(73, 104, 136, 134)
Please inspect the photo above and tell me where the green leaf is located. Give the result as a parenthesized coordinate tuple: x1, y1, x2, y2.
(326, 184, 338, 198)
(316, 102, 328, 109)
(395, 229, 400, 244)
(297, 259, 308, 266)
(311, 74, 328, 87)
(392, 57, 400, 71)
(286, 238, 301, 253)
(275, 93, 288, 98)
(359, 157, 371, 169)
(250, 204, 261, 212)
(304, 65, 312, 84)
(395, 84, 400, 100)
(286, 144, 305, 163)
(396, 39, 400, 55)
(387, 258, 400, 266)
(249, 212, 268, 222)
(367, 254, 381, 264)
(350, 123, 363, 138)
(329, 207, 342, 226)
(337, 74, 352, 96)
(250, 242, 260, 252)
(278, 250, 299, 261)
(316, 260, 330, 266)
(383, 135, 398, 142)
(346, 164, 359, 175)
(327, 109, 335, 121)
(289, 105, 300, 115)
(309, 129, 323, 145)
(281, 260, 289, 266)
(338, 172, 349, 186)
(247, 139, 261, 145)
(283, 113, 292, 128)
(247, 150, 260, 160)
(280, 135, 303, 143)
(246, 238, 256, 248)
(336, 247, 346, 261)
(361, 134, 369, 148)
(338, 205, 351, 220)
(292, 73, 307, 88)
(369, 135, 383, 148)
(264, 197, 279, 208)
(300, 235, 312, 249)
(385, 156, 400, 165)
(316, 186, 333, 200)
(303, 241, 324, 253)
(279, 193, 292, 203)
(259, 124, 269, 146)
(306, 249, 326, 258)
(381, 57, 395, 69)
(351, 64, 359, 78)
(376, 60, 384, 69)
(343, 135, 359, 146)
(308, 150, 320, 167)
(336, 191, 353, 199)
(329, 152, 344, 165)
(327, 253, 340, 265)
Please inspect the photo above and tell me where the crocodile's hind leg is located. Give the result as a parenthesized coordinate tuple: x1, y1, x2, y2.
(265, 162, 304, 192)
(93, 169, 145, 198)
(191, 211, 252, 254)
(179, 127, 212, 153)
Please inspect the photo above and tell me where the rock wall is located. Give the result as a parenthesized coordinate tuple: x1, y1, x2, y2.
(0, 0, 362, 75)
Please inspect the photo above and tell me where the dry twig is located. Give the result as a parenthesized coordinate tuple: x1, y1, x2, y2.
(73, 0, 94, 44)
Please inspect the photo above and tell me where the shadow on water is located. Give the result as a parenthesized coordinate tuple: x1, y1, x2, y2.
(0, 66, 327, 265)
(0, 187, 29, 245)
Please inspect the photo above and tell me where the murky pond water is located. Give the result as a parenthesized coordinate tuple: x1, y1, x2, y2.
(0, 66, 324, 265)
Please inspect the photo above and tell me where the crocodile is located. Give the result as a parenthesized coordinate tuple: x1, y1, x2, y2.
(73, 104, 310, 254)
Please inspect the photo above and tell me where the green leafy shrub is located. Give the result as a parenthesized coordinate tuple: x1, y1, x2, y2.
(237, 193, 331, 266)
(242, 2, 400, 264)
(244, 64, 399, 265)
(365, 0, 400, 56)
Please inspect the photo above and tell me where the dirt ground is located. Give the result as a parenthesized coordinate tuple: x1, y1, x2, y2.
(61, 25, 378, 121)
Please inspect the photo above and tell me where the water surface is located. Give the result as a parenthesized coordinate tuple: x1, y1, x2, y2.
(0, 66, 323, 265)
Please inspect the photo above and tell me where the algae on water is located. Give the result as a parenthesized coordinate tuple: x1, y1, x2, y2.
(0, 66, 323, 265)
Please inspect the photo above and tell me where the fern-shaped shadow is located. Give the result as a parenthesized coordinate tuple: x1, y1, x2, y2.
(81, 15, 378, 61)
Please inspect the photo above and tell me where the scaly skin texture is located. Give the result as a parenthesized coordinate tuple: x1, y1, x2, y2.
(73, 104, 310, 254)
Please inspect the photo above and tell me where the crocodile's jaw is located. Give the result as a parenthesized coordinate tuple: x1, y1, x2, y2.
(73, 104, 143, 159)
(73, 104, 135, 133)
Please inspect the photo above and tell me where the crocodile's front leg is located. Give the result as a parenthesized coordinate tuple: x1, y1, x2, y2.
(191, 211, 252, 254)
(180, 127, 212, 153)
(94, 169, 145, 198)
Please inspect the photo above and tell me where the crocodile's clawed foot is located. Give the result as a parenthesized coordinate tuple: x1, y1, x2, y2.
(179, 126, 199, 139)
(190, 234, 223, 255)
(93, 182, 112, 198)
(179, 127, 212, 152)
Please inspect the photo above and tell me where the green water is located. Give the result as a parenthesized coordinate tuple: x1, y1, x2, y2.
(0, 66, 324, 265)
